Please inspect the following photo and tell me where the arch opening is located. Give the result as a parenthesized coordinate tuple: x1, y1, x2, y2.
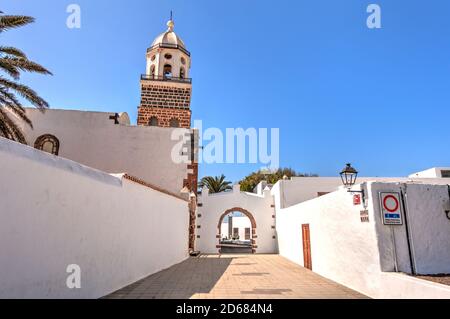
(149, 116, 158, 126)
(34, 134, 60, 156)
(169, 118, 180, 128)
(163, 64, 172, 78)
(217, 207, 257, 254)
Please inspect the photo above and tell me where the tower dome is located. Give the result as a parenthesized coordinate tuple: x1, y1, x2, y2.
(151, 19, 186, 49)
(145, 17, 191, 80)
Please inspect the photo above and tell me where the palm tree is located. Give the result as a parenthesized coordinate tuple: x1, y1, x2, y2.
(199, 175, 233, 194)
(0, 12, 51, 143)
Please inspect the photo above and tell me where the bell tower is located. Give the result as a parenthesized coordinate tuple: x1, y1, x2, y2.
(138, 17, 192, 128)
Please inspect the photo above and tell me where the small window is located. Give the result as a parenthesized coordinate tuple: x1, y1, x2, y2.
(164, 53, 172, 60)
(163, 64, 172, 78)
(180, 67, 185, 79)
(149, 116, 158, 126)
(233, 228, 239, 239)
(34, 134, 60, 156)
(245, 228, 251, 240)
(181, 57, 186, 65)
(441, 170, 450, 178)
(169, 118, 180, 128)
(150, 55, 156, 61)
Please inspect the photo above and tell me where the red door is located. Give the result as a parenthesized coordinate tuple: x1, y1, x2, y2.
(302, 224, 312, 270)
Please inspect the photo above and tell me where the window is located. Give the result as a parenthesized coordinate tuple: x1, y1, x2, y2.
(180, 67, 185, 79)
(164, 53, 172, 60)
(150, 55, 156, 61)
(233, 228, 239, 239)
(441, 170, 450, 178)
(169, 118, 180, 128)
(34, 134, 59, 156)
(149, 116, 158, 126)
(150, 65, 155, 77)
(163, 64, 172, 78)
(181, 57, 186, 65)
(245, 228, 251, 240)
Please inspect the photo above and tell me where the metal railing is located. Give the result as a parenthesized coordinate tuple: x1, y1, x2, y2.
(141, 74, 192, 84)
(147, 43, 191, 56)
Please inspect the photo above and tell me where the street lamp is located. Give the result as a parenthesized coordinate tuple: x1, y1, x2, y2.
(340, 163, 358, 189)
(340, 163, 366, 206)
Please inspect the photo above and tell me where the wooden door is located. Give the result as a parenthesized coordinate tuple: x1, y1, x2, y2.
(302, 224, 312, 270)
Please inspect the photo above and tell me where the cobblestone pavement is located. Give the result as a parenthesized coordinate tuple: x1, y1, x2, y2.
(105, 254, 368, 299)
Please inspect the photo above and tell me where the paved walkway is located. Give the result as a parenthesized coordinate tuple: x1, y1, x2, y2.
(105, 254, 367, 299)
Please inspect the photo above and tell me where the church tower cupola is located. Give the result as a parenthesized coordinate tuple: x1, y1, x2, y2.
(138, 16, 192, 128)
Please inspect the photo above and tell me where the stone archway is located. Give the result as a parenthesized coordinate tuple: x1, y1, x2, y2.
(216, 207, 257, 254)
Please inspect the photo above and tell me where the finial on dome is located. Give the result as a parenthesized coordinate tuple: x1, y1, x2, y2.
(167, 10, 174, 31)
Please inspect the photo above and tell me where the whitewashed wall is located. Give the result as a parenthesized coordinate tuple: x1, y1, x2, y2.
(20, 108, 192, 195)
(275, 181, 450, 298)
(272, 176, 450, 209)
(0, 137, 189, 299)
(196, 185, 276, 254)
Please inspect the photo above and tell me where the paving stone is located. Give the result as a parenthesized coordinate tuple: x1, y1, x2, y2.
(104, 254, 368, 299)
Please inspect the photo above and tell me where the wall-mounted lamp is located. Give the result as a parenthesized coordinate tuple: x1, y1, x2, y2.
(340, 163, 366, 205)
(340, 163, 358, 189)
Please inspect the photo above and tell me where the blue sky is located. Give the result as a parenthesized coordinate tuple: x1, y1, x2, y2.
(2, 0, 450, 183)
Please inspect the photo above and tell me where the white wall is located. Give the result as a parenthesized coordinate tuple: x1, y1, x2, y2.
(196, 185, 276, 254)
(276, 181, 450, 298)
(20, 108, 193, 195)
(0, 137, 189, 299)
(274, 176, 450, 209)
(408, 167, 450, 178)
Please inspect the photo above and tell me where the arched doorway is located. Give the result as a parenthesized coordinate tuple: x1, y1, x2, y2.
(217, 207, 257, 254)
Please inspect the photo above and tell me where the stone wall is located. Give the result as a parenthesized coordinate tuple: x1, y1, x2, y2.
(138, 80, 192, 128)
(137, 106, 191, 128)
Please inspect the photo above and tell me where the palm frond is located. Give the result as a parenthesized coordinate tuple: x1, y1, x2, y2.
(0, 57, 52, 76)
(0, 15, 34, 32)
(0, 107, 27, 143)
(0, 46, 27, 58)
(0, 77, 48, 110)
(0, 58, 20, 78)
(199, 175, 232, 193)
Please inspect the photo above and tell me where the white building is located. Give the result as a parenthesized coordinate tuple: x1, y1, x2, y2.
(0, 17, 200, 298)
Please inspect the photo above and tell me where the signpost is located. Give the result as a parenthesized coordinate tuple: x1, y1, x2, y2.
(379, 192, 403, 225)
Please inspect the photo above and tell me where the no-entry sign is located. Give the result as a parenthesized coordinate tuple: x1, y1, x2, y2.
(379, 192, 403, 225)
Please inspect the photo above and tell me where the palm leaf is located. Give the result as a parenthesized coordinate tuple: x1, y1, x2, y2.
(0, 58, 20, 79)
(199, 175, 232, 193)
(0, 77, 49, 109)
(0, 46, 27, 58)
(0, 57, 52, 76)
(0, 107, 27, 143)
(0, 15, 34, 32)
